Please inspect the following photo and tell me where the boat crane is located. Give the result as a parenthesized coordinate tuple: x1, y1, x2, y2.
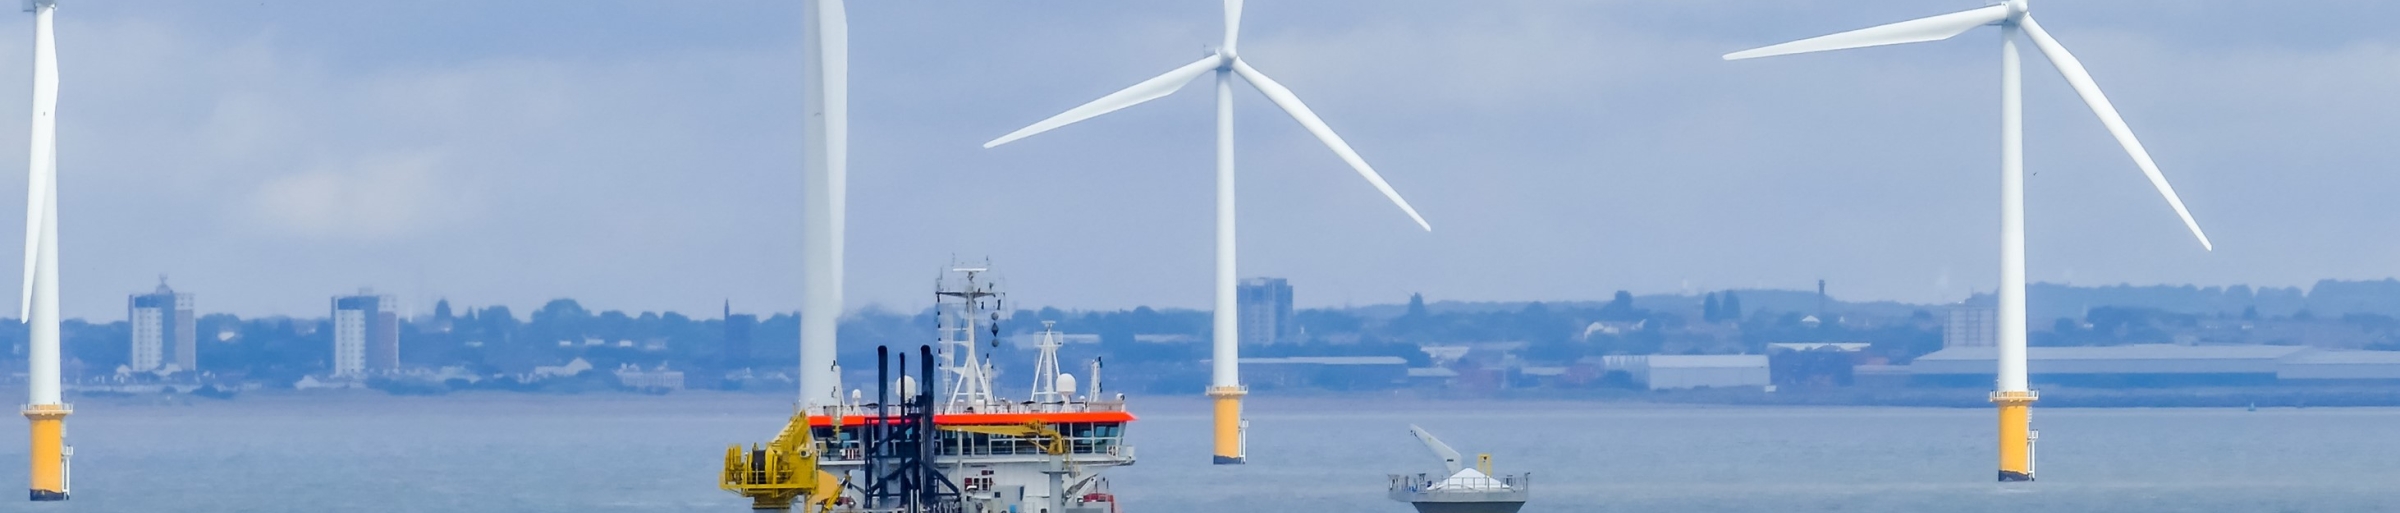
(1413, 425, 1475, 476)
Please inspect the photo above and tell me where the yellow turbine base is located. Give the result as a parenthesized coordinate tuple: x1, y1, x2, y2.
(1207, 386, 1245, 464)
(1992, 390, 2037, 482)
(24, 404, 69, 501)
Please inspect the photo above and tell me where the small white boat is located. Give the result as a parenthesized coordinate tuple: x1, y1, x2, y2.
(1387, 425, 1528, 513)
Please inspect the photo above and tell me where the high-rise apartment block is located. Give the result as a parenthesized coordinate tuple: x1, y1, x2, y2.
(1237, 277, 1295, 345)
(332, 290, 400, 375)
(128, 280, 195, 373)
(1945, 305, 1999, 349)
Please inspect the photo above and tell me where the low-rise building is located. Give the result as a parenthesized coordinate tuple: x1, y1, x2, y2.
(1769, 343, 1871, 387)
(1911, 345, 2312, 387)
(1405, 367, 1457, 387)
(1613, 354, 1771, 390)
(293, 375, 365, 390)
(1852, 364, 1911, 388)
(1237, 356, 1408, 390)
(532, 357, 594, 379)
(614, 363, 685, 391)
(2277, 350, 2400, 383)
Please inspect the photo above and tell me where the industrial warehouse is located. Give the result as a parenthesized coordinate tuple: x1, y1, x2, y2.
(1908, 345, 2400, 388)
(1226, 344, 2400, 393)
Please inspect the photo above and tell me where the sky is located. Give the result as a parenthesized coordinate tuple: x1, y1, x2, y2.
(2, 0, 2396, 319)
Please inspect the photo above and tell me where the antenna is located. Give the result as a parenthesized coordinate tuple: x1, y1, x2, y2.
(936, 260, 1003, 412)
(1090, 356, 1104, 399)
(1031, 320, 1065, 408)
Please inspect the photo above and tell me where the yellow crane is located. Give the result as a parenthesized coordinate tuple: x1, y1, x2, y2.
(722, 412, 839, 512)
(728, 0, 849, 506)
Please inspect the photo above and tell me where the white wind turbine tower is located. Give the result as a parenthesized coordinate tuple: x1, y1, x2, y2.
(19, 0, 70, 501)
(984, 0, 1430, 465)
(1724, 0, 2212, 482)
(797, 0, 847, 410)
(725, 6, 844, 509)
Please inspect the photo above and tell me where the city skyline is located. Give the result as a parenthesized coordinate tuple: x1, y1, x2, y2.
(17, 274, 2394, 393)
(0, 1, 2392, 319)
(27, 275, 2400, 325)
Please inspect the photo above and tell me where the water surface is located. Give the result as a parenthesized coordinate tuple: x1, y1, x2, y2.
(0, 392, 2385, 512)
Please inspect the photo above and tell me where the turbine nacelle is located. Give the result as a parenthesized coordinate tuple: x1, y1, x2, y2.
(21, 0, 52, 13)
(1200, 46, 1236, 70)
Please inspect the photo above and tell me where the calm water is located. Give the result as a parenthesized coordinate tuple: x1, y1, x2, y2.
(0, 392, 2390, 512)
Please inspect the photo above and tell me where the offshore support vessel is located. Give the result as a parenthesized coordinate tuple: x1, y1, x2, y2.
(725, 265, 1136, 513)
(1387, 425, 1527, 513)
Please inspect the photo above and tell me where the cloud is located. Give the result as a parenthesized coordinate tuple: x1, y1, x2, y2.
(0, 0, 2383, 319)
(244, 151, 456, 241)
(0, 3, 816, 317)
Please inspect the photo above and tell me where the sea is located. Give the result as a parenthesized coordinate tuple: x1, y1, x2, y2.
(0, 391, 2390, 512)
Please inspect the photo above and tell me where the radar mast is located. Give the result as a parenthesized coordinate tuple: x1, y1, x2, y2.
(934, 262, 1005, 413)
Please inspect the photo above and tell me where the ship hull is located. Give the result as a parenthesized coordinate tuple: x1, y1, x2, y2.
(1408, 500, 1526, 513)
(1393, 487, 1528, 513)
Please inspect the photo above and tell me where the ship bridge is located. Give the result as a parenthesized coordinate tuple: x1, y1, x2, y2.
(808, 402, 1137, 465)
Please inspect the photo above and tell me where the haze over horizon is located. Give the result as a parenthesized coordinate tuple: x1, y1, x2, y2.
(1, 0, 2393, 318)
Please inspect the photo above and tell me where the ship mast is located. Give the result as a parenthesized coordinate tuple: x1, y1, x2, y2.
(935, 263, 1004, 413)
(1030, 321, 1065, 409)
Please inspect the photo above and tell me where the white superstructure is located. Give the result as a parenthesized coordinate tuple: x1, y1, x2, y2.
(806, 268, 1134, 513)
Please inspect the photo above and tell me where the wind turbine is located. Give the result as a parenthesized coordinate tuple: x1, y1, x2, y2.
(797, 0, 847, 410)
(984, 0, 1430, 465)
(19, 0, 70, 501)
(1724, 0, 2212, 482)
(724, 7, 843, 509)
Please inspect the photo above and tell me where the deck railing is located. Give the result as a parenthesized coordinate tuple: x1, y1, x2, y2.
(1387, 472, 1533, 493)
(813, 433, 1133, 462)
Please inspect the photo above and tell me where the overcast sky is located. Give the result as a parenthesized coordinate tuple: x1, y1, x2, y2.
(4, 0, 2395, 319)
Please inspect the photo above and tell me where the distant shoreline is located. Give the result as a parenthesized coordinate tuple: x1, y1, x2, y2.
(10, 384, 2400, 411)
(1285, 386, 2400, 409)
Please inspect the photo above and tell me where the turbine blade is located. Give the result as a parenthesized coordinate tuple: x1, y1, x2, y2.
(984, 56, 1222, 149)
(2020, 16, 2212, 250)
(18, 154, 43, 321)
(1723, 4, 2010, 60)
(799, 0, 848, 406)
(20, 7, 54, 319)
(1230, 58, 1431, 231)
(1223, 0, 1243, 54)
(818, 0, 848, 294)
(18, 171, 39, 320)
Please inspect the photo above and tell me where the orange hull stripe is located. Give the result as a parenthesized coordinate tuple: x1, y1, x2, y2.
(807, 411, 1135, 427)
